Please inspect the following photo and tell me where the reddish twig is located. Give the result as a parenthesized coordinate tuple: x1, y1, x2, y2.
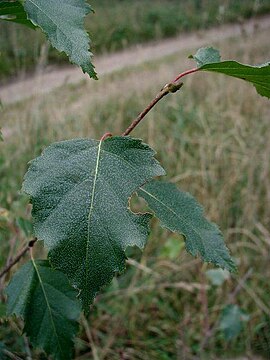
(172, 67, 199, 83)
(122, 81, 183, 136)
(0, 238, 37, 279)
(122, 67, 199, 137)
(100, 132, 113, 141)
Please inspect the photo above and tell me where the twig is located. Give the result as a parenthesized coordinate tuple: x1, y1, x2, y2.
(122, 67, 199, 136)
(0, 239, 37, 279)
(100, 132, 112, 141)
(122, 81, 183, 136)
(172, 67, 198, 83)
(0, 235, 17, 294)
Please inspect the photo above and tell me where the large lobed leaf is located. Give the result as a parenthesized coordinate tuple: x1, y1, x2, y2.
(23, 136, 165, 312)
(23, 0, 97, 79)
(6, 260, 80, 360)
(0, 1, 35, 29)
(190, 47, 270, 98)
(138, 180, 236, 272)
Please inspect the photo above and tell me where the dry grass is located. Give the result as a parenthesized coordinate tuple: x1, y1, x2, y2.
(0, 26, 270, 359)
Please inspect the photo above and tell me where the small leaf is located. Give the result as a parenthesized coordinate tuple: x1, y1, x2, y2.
(23, 0, 97, 79)
(219, 304, 249, 340)
(138, 180, 236, 272)
(206, 268, 230, 286)
(189, 47, 221, 67)
(0, 1, 36, 29)
(23, 137, 165, 312)
(0, 129, 3, 142)
(190, 47, 270, 98)
(6, 260, 81, 360)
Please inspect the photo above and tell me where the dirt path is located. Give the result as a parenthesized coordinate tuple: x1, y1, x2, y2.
(0, 15, 270, 105)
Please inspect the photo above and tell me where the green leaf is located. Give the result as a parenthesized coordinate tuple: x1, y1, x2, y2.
(6, 260, 80, 360)
(206, 268, 230, 286)
(219, 304, 249, 340)
(23, 0, 97, 79)
(23, 137, 164, 311)
(189, 47, 220, 67)
(0, 128, 3, 142)
(0, 1, 36, 29)
(190, 47, 270, 98)
(138, 180, 236, 272)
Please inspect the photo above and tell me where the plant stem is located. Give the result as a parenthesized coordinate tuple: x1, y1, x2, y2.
(0, 239, 37, 279)
(100, 132, 112, 141)
(122, 81, 183, 136)
(172, 67, 198, 82)
(122, 66, 199, 137)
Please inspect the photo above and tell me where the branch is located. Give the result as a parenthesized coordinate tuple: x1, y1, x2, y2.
(172, 67, 198, 82)
(122, 66, 199, 136)
(0, 238, 37, 279)
(122, 81, 183, 136)
(100, 132, 112, 141)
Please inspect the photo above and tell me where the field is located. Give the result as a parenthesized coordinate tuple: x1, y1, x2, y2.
(1, 0, 270, 81)
(1, 4, 270, 360)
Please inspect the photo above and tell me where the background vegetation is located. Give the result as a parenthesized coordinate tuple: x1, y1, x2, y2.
(1, 0, 270, 82)
(1, 1, 270, 359)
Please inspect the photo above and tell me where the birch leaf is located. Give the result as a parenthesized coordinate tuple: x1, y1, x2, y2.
(190, 47, 270, 98)
(138, 181, 236, 272)
(23, 137, 164, 312)
(6, 260, 80, 360)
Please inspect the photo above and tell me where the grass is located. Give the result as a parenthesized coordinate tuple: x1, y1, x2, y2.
(1, 0, 270, 82)
(1, 24, 270, 359)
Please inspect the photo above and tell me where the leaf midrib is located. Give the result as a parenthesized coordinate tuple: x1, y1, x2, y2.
(86, 140, 102, 287)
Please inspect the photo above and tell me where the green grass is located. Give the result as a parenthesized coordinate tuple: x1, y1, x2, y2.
(1, 26, 270, 359)
(1, 0, 270, 82)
